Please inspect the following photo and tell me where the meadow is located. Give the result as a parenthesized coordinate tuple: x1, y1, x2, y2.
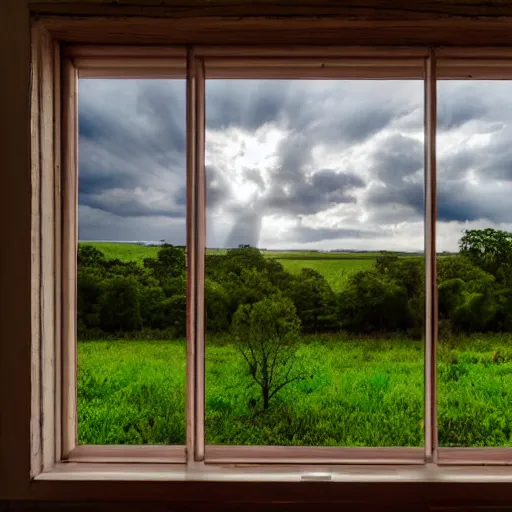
(78, 334, 512, 447)
(77, 240, 512, 447)
(82, 242, 402, 292)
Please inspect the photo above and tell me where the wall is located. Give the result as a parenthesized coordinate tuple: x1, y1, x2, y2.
(3, 1, 512, 509)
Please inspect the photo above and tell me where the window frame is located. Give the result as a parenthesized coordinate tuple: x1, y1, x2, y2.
(22, 14, 512, 499)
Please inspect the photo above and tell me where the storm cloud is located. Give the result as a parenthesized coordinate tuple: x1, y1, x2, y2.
(78, 78, 512, 251)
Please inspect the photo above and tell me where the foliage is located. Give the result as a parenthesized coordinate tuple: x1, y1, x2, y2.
(79, 334, 512, 447)
(143, 244, 186, 280)
(78, 228, 512, 339)
(99, 276, 142, 332)
(231, 297, 303, 409)
(459, 228, 512, 284)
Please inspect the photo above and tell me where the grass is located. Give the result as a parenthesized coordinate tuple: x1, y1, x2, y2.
(80, 241, 160, 264)
(437, 334, 512, 447)
(77, 333, 512, 447)
(77, 340, 186, 444)
(276, 258, 375, 292)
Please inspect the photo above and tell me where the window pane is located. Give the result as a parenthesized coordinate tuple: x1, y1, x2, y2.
(205, 79, 424, 447)
(77, 79, 186, 445)
(437, 81, 512, 447)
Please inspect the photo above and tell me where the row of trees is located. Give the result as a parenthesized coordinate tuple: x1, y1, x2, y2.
(77, 228, 512, 408)
(78, 228, 512, 340)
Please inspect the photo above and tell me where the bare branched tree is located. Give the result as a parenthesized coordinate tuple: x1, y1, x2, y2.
(232, 296, 304, 410)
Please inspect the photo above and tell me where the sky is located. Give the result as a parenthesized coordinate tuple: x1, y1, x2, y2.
(78, 79, 512, 252)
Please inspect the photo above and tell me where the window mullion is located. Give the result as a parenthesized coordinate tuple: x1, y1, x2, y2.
(424, 48, 438, 463)
(194, 54, 206, 462)
(186, 48, 206, 463)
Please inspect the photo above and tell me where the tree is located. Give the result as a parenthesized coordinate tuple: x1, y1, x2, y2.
(339, 270, 411, 332)
(459, 228, 512, 281)
(143, 244, 186, 281)
(99, 276, 142, 332)
(231, 296, 303, 410)
(78, 244, 106, 267)
(288, 268, 338, 332)
(223, 244, 267, 276)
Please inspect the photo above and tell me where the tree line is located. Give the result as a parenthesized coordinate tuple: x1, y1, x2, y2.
(77, 228, 512, 340)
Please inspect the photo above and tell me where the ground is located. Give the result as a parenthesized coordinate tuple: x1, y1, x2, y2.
(78, 242, 511, 447)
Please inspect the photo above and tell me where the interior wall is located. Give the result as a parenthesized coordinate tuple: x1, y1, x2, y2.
(3, 1, 512, 509)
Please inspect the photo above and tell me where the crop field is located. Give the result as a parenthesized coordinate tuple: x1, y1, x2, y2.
(78, 334, 512, 447)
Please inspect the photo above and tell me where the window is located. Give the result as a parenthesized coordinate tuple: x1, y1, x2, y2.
(20, 16, 512, 500)
(77, 78, 187, 447)
(204, 79, 425, 450)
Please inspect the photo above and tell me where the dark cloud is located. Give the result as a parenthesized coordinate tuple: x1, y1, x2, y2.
(79, 78, 512, 249)
(206, 165, 233, 209)
(264, 169, 365, 216)
(206, 81, 288, 131)
(225, 210, 262, 247)
(438, 90, 488, 131)
(78, 205, 186, 243)
(372, 134, 423, 185)
(244, 168, 266, 191)
(78, 79, 186, 224)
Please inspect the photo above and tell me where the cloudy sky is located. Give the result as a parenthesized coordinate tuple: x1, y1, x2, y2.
(78, 79, 512, 252)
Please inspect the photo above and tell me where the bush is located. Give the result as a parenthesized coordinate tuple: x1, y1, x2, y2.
(339, 271, 411, 332)
(99, 276, 142, 332)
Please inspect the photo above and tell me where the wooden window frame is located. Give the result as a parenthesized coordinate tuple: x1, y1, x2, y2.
(19, 12, 512, 502)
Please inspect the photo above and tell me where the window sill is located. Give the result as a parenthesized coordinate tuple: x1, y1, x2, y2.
(24, 462, 512, 504)
(35, 462, 512, 482)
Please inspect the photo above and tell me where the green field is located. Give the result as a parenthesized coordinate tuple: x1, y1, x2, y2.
(276, 258, 375, 292)
(81, 242, 408, 292)
(78, 241, 511, 447)
(78, 334, 512, 447)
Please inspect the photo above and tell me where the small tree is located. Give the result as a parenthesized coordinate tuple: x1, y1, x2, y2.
(232, 296, 303, 410)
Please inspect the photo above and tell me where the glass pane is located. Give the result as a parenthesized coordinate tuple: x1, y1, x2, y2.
(77, 79, 186, 445)
(205, 79, 425, 447)
(437, 81, 512, 447)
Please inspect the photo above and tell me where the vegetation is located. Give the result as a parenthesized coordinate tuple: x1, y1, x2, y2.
(77, 228, 512, 447)
(78, 333, 512, 447)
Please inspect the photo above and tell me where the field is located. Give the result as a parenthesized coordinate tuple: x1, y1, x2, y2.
(78, 334, 512, 447)
(78, 241, 512, 447)
(82, 242, 411, 292)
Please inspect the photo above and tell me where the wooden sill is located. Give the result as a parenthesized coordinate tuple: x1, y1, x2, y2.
(27, 463, 512, 503)
(35, 461, 512, 482)
(66, 445, 186, 464)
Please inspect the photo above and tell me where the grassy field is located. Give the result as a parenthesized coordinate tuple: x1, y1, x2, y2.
(80, 241, 161, 264)
(276, 258, 375, 292)
(78, 334, 512, 447)
(82, 241, 424, 292)
(81, 242, 404, 292)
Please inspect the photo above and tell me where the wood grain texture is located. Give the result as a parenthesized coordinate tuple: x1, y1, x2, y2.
(67, 445, 186, 463)
(27, 0, 512, 20)
(205, 446, 424, 465)
(424, 50, 437, 462)
(39, 24, 57, 473)
(438, 448, 512, 465)
(36, 16, 512, 46)
(185, 48, 197, 464)
(53, 39, 62, 465)
(194, 56, 205, 462)
(30, 21, 42, 481)
(61, 58, 78, 460)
